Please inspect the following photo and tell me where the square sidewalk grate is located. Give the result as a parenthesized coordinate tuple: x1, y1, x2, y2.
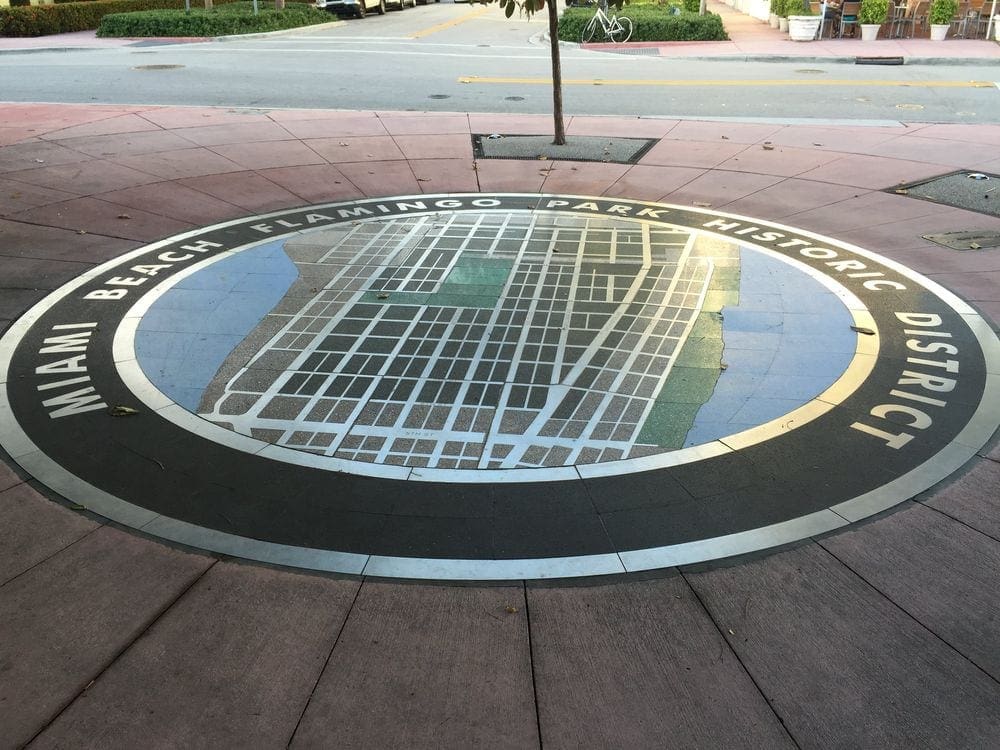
(921, 231, 1000, 251)
(473, 134, 657, 164)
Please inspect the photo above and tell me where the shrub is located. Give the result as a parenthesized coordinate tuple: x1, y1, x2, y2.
(681, 0, 699, 12)
(858, 0, 888, 23)
(10, 0, 31, 7)
(559, 5, 728, 42)
(3, 0, 182, 35)
(98, 1, 329, 36)
(928, 0, 956, 24)
(0, 0, 317, 36)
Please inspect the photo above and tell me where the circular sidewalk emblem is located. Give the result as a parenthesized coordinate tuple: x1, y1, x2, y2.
(2, 194, 998, 580)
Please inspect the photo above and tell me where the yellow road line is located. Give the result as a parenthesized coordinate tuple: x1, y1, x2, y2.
(458, 76, 995, 88)
(411, 6, 492, 38)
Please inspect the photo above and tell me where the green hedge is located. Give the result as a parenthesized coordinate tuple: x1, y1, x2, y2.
(559, 6, 728, 42)
(98, 1, 330, 36)
(0, 0, 241, 36)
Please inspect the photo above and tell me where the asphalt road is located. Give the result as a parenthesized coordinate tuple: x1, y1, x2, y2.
(2, 3, 999, 123)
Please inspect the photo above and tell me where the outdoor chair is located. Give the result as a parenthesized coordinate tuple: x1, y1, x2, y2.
(888, 3, 916, 36)
(837, 0, 861, 36)
(958, 5, 991, 37)
(950, 0, 972, 35)
(815, 1, 837, 37)
(975, 9, 993, 36)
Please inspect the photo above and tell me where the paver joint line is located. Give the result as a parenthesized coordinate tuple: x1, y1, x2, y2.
(285, 576, 365, 748)
(523, 580, 545, 750)
(19, 557, 217, 748)
(814, 536, 1000, 689)
(678, 568, 803, 749)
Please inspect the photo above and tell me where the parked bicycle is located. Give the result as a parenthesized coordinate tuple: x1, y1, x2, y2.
(579, 0, 633, 43)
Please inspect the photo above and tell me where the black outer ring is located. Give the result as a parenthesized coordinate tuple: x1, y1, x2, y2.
(2, 195, 989, 563)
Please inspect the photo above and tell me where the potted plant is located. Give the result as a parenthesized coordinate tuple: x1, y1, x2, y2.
(858, 0, 889, 40)
(788, 0, 822, 40)
(928, 0, 957, 39)
(777, 0, 790, 31)
(769, 0, 782, 27)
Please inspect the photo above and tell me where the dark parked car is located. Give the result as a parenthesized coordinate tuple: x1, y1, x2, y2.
(316, 0, 417, 18)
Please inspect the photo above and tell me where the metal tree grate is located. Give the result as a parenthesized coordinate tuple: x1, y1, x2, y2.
(889, 170, 1000, 219)
(472, 134, 657, 164)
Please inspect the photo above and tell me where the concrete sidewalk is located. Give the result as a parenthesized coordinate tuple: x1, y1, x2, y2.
(1, 101, 999, 748)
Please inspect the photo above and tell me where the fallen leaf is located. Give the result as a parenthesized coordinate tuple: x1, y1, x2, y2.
(505, 605, 518, 614)
(108, 405, 139, 417)
(117, 214, 132, 220)
(721, 135, 729, 140)
(720, 362, 728, 371)
(762, 144, 775, 151)
(537, 155, 549, 161)
(851, 326, 876, 336)
(693, 201, 712, 207)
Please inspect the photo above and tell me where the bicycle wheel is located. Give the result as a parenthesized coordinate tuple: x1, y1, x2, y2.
(580, 16, 600, 44)
(609, 16, 633, 43)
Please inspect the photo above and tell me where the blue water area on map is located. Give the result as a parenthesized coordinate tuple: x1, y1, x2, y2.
(684, 247, 856, 447)
(135, 239, 298, 411)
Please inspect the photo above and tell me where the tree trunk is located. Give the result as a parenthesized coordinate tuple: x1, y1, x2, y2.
(204, 0, 213, 9)
(699, 0, 706, 14)
(547, 0, 566, 145)
(275, 0, 285, 8)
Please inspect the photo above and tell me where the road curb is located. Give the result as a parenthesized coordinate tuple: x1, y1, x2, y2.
(212, 19, 343, 42)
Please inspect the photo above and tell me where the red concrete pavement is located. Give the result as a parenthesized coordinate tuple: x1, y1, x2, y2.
(1, 100, 999, 748)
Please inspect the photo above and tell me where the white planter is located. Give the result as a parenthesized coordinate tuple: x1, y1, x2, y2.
(995, 16, 1000, 41)
(779, 16, 789, 31)
(788, 15, 822, 40)
(860, 23, 880, 40)
(770, 12, 780, 27)
(929, 23, 949, 40)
